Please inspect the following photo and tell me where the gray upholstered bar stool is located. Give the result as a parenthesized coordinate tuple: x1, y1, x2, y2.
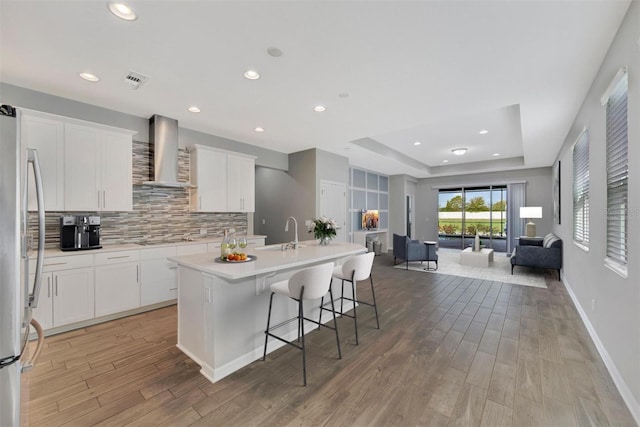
(319, 252, 379, 345)
(262, 262, 341, 386)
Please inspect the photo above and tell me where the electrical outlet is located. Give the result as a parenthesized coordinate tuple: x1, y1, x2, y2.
(262, 219, 266, 225)
(591, 299, 596, 312)
(228, 228, 236, 234)
(200, 228, 207, 235)
(305, 220, 312, 227)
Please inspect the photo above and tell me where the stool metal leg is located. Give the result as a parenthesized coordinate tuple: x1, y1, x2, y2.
(340, 280, 345, 315)
(299, 296, 307, 386)
(351, 277, 359, 345)
(317, 296, 324, 331)
(328, 287, 342, 359)
(370, 275, 380, 329)
(262, 292, 275, 361)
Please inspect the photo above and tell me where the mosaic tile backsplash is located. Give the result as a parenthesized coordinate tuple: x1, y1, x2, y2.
(31, 140, 248, 248)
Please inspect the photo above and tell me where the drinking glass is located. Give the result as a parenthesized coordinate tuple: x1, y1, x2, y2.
(238, 237, 247, 251)
(228, 237, 237, 251)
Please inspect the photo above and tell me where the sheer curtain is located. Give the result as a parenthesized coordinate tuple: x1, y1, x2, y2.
(507, 183, 526, 253)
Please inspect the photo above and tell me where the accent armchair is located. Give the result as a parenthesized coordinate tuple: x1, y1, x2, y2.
(393, 234, 438, 270)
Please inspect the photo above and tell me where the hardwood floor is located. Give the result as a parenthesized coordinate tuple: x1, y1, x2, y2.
(26, 254, 636, 426)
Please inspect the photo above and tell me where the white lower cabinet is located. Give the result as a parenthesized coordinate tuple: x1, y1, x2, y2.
(140, 246, 178, 306)
(31, 253, 95, 329)
(94, 250, 140, 317)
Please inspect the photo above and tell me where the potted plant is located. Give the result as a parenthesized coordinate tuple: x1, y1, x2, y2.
(309, 217, 338, 245)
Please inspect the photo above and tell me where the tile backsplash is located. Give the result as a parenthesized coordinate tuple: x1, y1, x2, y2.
(32, 140, 247, 249)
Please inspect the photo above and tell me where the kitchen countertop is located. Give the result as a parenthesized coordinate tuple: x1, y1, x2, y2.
(36, 235, 267, 258)
(169, 240, 367, 281)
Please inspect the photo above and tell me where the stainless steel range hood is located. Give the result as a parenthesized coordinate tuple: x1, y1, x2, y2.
(143, 114, 194, 188)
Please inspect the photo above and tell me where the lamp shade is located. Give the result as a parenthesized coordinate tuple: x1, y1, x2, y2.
(520, 206, 542, 219)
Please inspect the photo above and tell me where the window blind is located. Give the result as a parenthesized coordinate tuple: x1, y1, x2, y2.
(572, 130, 589, 246)
(604, 69, 628, 266)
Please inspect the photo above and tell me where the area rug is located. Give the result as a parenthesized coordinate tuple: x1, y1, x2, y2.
(393, 249, 547, 288)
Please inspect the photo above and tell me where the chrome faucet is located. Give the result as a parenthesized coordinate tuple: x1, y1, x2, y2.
(284, 216, 299, 249)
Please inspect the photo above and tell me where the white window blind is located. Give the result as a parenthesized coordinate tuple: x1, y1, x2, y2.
(603, 68, 628, 267)
(572, 130, 589, 246)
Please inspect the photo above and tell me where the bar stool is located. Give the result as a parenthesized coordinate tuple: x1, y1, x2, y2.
(318, 252, 379, 345)
(262, 262, 341, 386)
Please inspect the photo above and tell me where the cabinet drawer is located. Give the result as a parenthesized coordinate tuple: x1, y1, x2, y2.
(41, 254, 93, 272)
(95, 250, 140, 266)
(140, 246, 177, 261)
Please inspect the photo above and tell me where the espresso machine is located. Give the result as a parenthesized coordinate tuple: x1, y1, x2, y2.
(60, 215, 102, 251)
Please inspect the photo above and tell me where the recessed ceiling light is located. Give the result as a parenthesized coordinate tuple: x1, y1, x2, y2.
(451, 148, 467, 156)
(313, 105, 326, 112)
(79, 72, 100, 82)
(243, 69, 260, 80)
(107, 2, 137, 21)
(479, 129, 489, 135)
(187, 106, 200, 113)
(254, 127, 265, 132)
(413, 141, 421, 146)
(442, 160, 449, 163)
(492, 153, 500, 157)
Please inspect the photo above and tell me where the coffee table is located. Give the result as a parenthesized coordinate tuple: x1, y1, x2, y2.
(460, 247, 494, 267)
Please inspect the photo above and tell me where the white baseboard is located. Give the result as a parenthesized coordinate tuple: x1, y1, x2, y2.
(561, 273, 640, 425)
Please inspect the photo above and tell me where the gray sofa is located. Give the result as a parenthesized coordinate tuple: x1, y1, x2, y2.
(510, 233, 562, 279)
(393, 233, 438, 270)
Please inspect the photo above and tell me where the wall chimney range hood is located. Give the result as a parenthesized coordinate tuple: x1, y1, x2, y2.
(143, 114, 194, 188)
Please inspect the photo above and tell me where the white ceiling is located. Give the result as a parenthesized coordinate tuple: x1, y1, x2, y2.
(0, 1, 630, 178)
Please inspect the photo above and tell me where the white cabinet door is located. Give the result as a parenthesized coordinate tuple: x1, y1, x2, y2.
(64, 123, 101, 211)
(101, 131, 132, 211)
(140, 246, 177, 306)
(64, 123, 133, 212)
(30, 273, 54, 331)
(21, 115, 65, 211)
(227, 154, 255, 212)
(190, 147, 227, 212)
(53, 267, 95, 327)
(94, 262, 140, 317)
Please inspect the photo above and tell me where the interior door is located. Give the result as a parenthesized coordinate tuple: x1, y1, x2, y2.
(320, 180, 347, 242)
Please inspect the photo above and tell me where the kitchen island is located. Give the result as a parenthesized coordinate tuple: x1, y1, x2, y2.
(168, 241, 367, 383)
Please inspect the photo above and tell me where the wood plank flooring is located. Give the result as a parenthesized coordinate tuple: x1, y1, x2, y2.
(25, 254, 636, 426)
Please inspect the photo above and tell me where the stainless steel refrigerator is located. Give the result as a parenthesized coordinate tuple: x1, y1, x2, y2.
(0, 104, 46, 426)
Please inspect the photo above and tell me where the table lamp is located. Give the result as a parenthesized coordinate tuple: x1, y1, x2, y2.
(520, 207, 542, 237)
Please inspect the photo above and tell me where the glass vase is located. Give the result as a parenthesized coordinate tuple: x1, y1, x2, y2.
(319, 236, 331, 246)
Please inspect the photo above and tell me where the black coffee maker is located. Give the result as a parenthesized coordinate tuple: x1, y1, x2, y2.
(60, 215, 102, 251)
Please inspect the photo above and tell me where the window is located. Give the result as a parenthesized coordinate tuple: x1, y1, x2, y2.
(572, 130, 589, 247)
(602, 67, 628, 271)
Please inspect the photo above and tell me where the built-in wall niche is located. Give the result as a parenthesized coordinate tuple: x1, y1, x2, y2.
(349, 168, 389, 240)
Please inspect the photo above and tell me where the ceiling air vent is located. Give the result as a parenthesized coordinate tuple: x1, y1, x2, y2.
(123, 70, 150, 90)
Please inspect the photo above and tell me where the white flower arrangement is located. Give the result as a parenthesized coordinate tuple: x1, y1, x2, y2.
(309, 217, 339, 240)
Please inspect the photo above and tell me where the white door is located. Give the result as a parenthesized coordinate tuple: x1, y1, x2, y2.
(64, 123, 100, 211)
(101, 131, 132, 211)
(53, 267, 95, 327)
(320, 180, 347, 242)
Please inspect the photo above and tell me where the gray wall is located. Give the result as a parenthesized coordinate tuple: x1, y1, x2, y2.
(553, 0, 640, 417)
(253, 148, 350, 245)
(1, 82, 288, 170)
(389, 175, 408, 245)
(415, 167, 553, 243)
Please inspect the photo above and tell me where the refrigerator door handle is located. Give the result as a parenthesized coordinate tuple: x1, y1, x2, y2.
(26, 148, 45, 309)
(21, 318, 45, 373)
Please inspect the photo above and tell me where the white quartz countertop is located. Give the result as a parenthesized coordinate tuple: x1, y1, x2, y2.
(169, 241, 367, 280)
(37, 235, 267, 258)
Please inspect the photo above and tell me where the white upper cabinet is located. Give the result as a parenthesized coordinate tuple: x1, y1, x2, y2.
(190, 147, 227, 212)
(64, 123, 133, 211)
(21, 115, 65, 211)
(100, 131, 133, 211)
(227, 154, 255, 212)
(64, 123, 101, 211)
(189, 145, 255, 213)
(20, 110, 135, 212)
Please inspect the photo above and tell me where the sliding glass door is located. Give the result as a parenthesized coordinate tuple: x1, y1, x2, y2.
(438, 185, 508, 252)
